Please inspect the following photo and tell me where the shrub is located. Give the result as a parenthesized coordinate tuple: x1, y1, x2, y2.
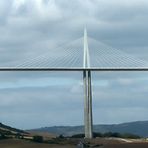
(93, 132, 103, 138)
(122, 133, 141, 139)
(58, 134, 64, 138)
(0, 134, 7, 140)
(71, 133, 85, 138)
(33, 135, 43, 143)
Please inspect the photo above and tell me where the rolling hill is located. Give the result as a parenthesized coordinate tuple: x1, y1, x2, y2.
(29, 121, 148, 137)
(0, 122, 28, 138)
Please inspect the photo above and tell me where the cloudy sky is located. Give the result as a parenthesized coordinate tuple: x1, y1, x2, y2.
(0, 0, 148, 129)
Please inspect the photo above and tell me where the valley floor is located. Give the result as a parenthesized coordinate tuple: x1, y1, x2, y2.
(0, 138, 148, 148)
(0, 139, 75, 148)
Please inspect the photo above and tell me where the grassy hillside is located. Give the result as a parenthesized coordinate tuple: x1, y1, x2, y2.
(0, 122, 56, 141)
(0, 122, 29, 140)
(0, 123, 27, 134)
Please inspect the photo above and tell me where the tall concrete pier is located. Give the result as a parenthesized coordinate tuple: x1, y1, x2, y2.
(83, 29, 93, 138)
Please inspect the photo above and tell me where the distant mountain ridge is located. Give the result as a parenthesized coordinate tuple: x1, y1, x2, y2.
(30, 121, 148, 137)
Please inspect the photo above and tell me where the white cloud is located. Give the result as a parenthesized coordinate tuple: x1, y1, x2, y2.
(12, 0, 62, 20)
(13, 0, 25, 9)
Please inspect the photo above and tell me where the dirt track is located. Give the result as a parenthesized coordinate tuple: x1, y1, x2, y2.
(104, 143, 148, 148)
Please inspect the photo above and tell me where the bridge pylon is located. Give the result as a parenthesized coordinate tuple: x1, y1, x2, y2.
(83, 28, 93, 139)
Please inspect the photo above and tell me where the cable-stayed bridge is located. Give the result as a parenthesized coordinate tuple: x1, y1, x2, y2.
(0, 29, 148, 70)
(1, 29, 148, 138)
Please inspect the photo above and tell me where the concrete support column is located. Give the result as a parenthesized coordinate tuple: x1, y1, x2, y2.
(83, 70, 93, 138)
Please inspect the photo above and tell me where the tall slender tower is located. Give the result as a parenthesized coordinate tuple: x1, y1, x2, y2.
(83, 28, 93, 138)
